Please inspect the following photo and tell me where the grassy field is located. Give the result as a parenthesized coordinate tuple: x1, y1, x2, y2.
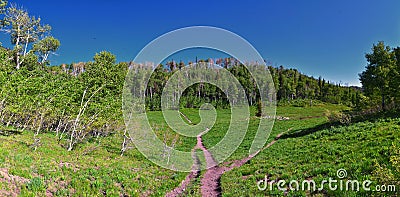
(0, 103, 399, 196)
(222, 110, 400, 196)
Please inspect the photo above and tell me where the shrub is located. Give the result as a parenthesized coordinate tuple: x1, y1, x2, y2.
(326, 111, 352, 125)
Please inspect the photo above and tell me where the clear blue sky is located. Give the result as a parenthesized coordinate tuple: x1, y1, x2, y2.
(1, 0, 400, 86)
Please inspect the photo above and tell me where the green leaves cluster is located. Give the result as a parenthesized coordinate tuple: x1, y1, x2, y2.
(33, 36, 60, 64)
(359, 41, 400, 110)
(0, 1, 60, 68)
(0, 50, 127, 150)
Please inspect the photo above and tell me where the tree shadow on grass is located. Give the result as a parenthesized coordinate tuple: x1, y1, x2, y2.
(280, 108, 400, 140)
(0, 128, 22, 136)
(103, 144, 122, 155)
(279, 122, 338, 139)
(349, 108, 400, 123)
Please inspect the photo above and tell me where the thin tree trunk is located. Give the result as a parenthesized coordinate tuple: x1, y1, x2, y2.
(42, 53, 49, 64)
(55, 109, 65, 137)
(6, 114, 14, 127)
(121, 112, 133, 156)
(68, 86, 103, 151)
(23, 33, 30, 56)
(15, 32, 21, 69)
(33, 112, 44, 151)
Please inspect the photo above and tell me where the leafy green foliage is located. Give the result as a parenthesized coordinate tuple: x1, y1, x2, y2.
(0, 50, 128, 151)
(360, 42, 400, 109)
(0, 1, 58, 68)
(33, 36, 60, 64)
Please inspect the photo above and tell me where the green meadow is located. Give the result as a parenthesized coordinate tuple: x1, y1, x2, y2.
(1, 104, 398, 196)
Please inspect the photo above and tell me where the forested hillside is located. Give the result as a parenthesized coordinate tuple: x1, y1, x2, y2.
(0, 39, 366, 149)
(2, 40, 399, 152)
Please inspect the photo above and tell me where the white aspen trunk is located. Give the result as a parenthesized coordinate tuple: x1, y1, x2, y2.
(33, 112, 44, 151)
(68, 89, 86, 151)
(42, 53, 49, 64)
(23, 33, 30, 56)
(55, 118, 62, 137)
(68, 86, 103, 151)
(121, 112, 133, 156)
(15, 26, 21, 69)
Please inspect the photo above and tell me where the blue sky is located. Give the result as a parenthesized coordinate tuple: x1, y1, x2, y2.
(1, 0, 400, 86)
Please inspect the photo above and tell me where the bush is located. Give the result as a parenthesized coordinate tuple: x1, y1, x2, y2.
(326, 111, 352, 125)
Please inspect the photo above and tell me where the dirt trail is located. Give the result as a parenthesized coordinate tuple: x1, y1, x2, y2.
(196, 128, 223, 197)
(165, 150, 201, 197)
(165, 128, 210, 197)
(165, 113, 289, 197)
(199, 131, 286, 197)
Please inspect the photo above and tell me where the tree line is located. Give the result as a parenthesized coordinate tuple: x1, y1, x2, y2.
(0, 46, 363, 151)
(0, 47, 376, 153)
(140, 59, 361, 111)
